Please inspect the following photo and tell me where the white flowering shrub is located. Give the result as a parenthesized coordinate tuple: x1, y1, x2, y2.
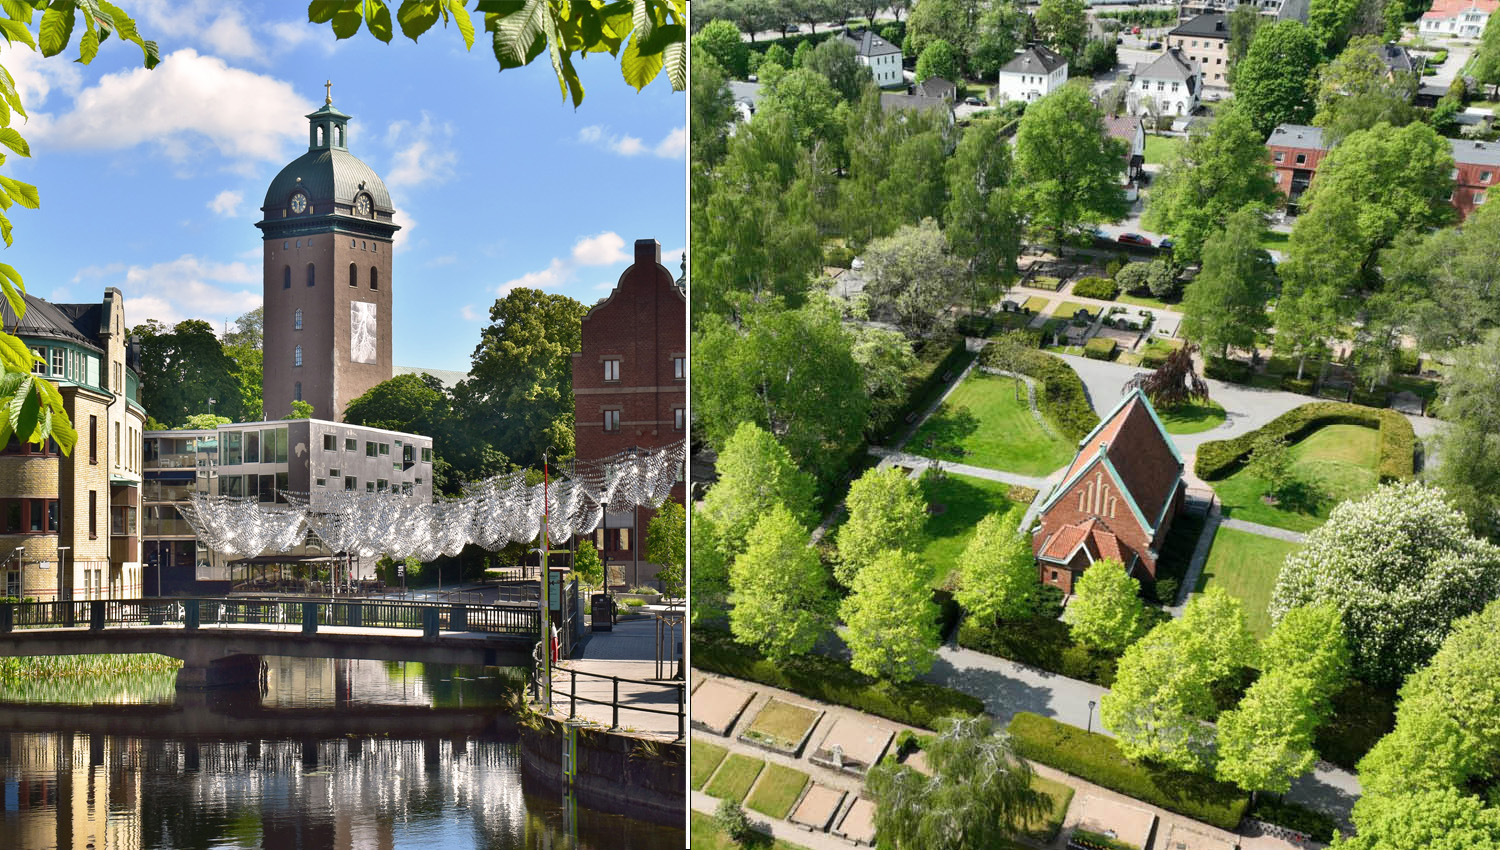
(1268, 482, 1500, 686)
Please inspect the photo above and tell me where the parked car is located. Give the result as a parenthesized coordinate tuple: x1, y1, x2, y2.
(1132, 25, 1141, 34)
(1147, 40, 1162, 50)
(964, 96, 986, 106)
(1118, 232, 1152, 247)
(1159, 236, 1175, 251)
(1092, 227, 1110, 242)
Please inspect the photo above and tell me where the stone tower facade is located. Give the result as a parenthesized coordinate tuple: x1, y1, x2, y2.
(256, 92, 399, 421)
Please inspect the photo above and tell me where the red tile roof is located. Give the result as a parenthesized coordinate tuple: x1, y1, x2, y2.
(1056, 391, 1182, 529)
(1039, 518, 1124, 564)
(1422, 0, 1498, 18)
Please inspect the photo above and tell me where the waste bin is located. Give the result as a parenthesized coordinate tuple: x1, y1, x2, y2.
(591, 594, 614, 632)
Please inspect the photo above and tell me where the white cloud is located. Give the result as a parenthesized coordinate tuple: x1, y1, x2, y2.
(460, 304, 484, 322)
(27, 49, 305, 170)
(207, 189, 243, 217)
(391, 209, 417, 253)
(500, 231, 638, 296)
(3, 45, 83, 111)
(77, 254, 259, 328)
(577, 124, 685, 159)
(384, 113, 458, 189)
(571, 232, 629, 266)
(426, 254, 458, 267)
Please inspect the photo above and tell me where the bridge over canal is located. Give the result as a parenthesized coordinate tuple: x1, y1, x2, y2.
(0, 597, 539, 688)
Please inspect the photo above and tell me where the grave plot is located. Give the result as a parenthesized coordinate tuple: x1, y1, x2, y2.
(809, 715, 895, 775)
(737, 697, 824, 757)
(691, 678, 756, 737)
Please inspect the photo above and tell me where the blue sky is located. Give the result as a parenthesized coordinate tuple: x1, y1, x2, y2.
(3, 0, 685, 373)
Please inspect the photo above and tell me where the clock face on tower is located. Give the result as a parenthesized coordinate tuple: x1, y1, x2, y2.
(290, 192, 308, 214)
(355, 194, 371, 217)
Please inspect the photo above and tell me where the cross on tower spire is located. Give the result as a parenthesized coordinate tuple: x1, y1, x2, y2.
(325, 80, 332, 104)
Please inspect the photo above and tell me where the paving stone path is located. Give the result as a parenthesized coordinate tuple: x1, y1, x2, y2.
(1219, 517, 1309, 543)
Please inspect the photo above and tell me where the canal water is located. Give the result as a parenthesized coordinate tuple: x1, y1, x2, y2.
(0, 657, 684, 850)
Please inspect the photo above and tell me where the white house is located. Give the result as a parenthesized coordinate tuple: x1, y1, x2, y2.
(1103, 114, 1146, 200)
(993, 45, 1069, 105)
(1130, 48, 1201, 118)
(1421, 0, 1498, 37)
(843, 28, 904, 89)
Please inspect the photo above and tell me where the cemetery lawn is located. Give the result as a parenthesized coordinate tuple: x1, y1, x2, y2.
(1156, 400, 1226, 435)
(908, 372, 1076, 476)
(691, 812, 812, 850)
(745, 763, 812, 820)
(705, 753, 766, 802)
(692, 738, 730, 790)
(1211, 424, 1381, 532)
(1192, 527, 1302, 639)
(1022, 776, 1078, 842)
(1052, 300, 1098, 320)
(918, 472, 1016, 587)
(1022, 295, 1052, 313)
(743, 699, 820, 751)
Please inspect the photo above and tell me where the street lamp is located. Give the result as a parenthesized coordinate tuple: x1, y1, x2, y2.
(56, 546, 69, 601)
(1087, 699, 1097, 734)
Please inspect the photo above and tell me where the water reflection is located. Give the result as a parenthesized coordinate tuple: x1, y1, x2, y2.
(0, 658, 684, 850)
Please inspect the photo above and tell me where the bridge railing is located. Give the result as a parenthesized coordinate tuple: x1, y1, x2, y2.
(0, 597, 541, 639)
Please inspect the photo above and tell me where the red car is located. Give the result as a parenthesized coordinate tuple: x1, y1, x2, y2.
(1117, 232, 1152, 247)
(1132, 25, 1141, 34)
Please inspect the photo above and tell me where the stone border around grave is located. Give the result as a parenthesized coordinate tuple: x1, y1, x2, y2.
(689, 681, 756, 738)
(809, 721, 894, 777)
(833, 796, 878, 846)
(789, 784, 848, 833)
(736, 702, 826, 758)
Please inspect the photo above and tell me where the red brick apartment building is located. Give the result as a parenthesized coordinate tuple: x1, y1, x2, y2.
(1032, 389, 1185, 594)
(571, 239, 686, 589)
(1267, 123, 1500, 218)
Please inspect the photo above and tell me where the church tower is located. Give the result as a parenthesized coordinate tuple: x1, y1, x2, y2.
(256, 85, 398, 421)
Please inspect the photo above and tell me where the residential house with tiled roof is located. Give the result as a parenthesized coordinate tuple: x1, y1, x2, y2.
(843, 28, 904, 89)
(1032, 389, 1185, 594)
(1130, 48, 1202, 117)
(1103, 114, 1146, 189)
(1167, 14, 1230, 90)
(1420, 0, 1498, 37)
(994, 45, 1069, 104)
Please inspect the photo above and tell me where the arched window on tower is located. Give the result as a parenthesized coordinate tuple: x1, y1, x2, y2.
(306, 263, 316, 287)
(317, 126, 324, 146)
(334, 126, 342, 146)
(283, 266, 290, 290)
(349, 263, 357, 287)
(294, 381, 302, 401)
(294, 345, 303, 367)
(370, 267, 379, 291)
(294, 309, 302, 330)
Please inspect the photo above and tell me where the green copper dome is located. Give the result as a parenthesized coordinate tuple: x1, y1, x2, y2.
(259, 97, 394, 219)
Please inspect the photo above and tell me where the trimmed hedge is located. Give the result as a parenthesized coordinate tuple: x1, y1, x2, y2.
(1279, 375, 1315, 395)
(1072, 276, 1119, 300)
(1204, 356, 1252, 384)
(982, 345, 1099, 442)
(869, 334, 973, 442)
(1008, 712, 1250, 830)
(693, 628, 984, 730)
(1248, 796, 1337, 843)
(1083, 337, 1117, 361)
(1193, 401, 1416, 482)
(959, 615, 1121, 688)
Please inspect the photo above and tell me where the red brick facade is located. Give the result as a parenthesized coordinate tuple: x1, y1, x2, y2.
(1451, 147, 1498, 219)
(1033, 390, 1184, 594)
(571, 239, 686, 588)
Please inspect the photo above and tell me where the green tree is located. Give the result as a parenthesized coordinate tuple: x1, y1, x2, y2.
(645, 500, 685, 597)
(181, 413, 230, 430)
(1142, 105, 1282, 266)
(836, 465, 927, 585)
(915, 38, 960, 82)
(344, 373, 451, 436)
(763, 42, 793, 70)
(1475, 12, 1500, 98)
(221, 306, 263, 418)
(1099, 616, 1222, 771)
(841, 548, 940, 680)
(285, 400, 314, 419)
(905, 0, 971, 58)
(850, 326, 918, 433)
(1428, 331, 1500, 540)
(945, 115, 1021, 302)
(1215, 669, 1322, 794)
(1067, 558, 1149, 654)
(862, 218, 966, 338)
(1313, 36, 1418, 145)
(1379, 201, 1500, 352)
(1179, 584, 1258, 681)
(694, 18, 749, 78)
(954, 508, 1038, 624)
(573, 539, 604, 588)
(1015, 85, 1129, 255)
(133, 320, 247, 428)
(691, 47, 738, 170)
(758, 67, 845, 153)
(455, 288, 587, 471)
(1034, 0, 1088, 57)
(729, 505, 832, 661)
(1233, 20, 1322, 138)
(693, 301, 870, 483)
(698, 421, 818, 559)
(1306, 0, 1362, 55)
(970, 1, 1026, 78)
(866, 715, 1049, 849)
(806, 36, 870, 101)
(1227, 5, 1264, 82)
(1179, 205, 1276, 357)
(1269, 482, 1500, 685)
(690, 507, 731, 624)
(1245, 433, 1295, 501)
(307, 0, 687, 106)
(1261, 602, 1349, 710)
(1334, 788, 1500, 850)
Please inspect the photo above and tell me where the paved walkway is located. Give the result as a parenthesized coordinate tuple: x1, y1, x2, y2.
(1219, 518, 1308, 544)
(539, 619, 684, 740)
(867, 446, 1053, 491)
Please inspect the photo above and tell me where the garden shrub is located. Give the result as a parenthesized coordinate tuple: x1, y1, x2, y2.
(1083, 337, 1117, 360)
(1149, 577, 1179, 606)
(1139, 347, 1170, 369)
(694, 628, 984, 729)
(1204, 357, 1252, 384)
(933, 588, 962, 641)
(867, 334, 972, 442)
(1073, 276, 1119, 300)
(1104, 259, 1123, 278)
(1007, 712, 1250, 830)
(1193, 401, 1417, 481)
(958, 613, 1120, 688)
(1279, 375, 1315, 395)
(823, 243, 855, 268)
(1247, 796, 1337, 842)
